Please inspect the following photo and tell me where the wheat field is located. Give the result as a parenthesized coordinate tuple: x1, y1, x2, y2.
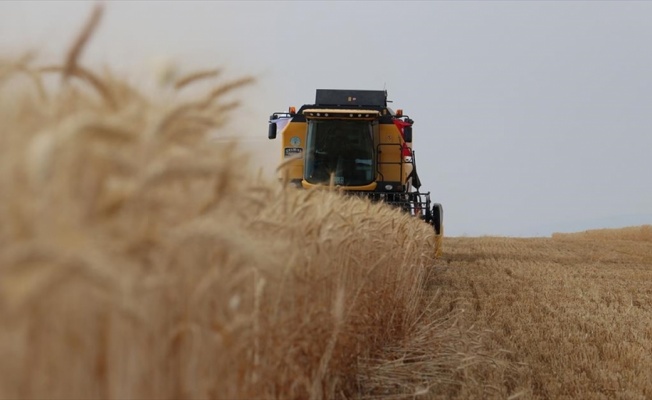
(3, 7, 652, 400)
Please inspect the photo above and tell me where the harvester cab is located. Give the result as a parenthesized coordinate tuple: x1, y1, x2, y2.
(268, 89, 443, 240)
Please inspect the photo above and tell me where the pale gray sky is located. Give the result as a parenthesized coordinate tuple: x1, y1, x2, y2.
(2, 1, 651, 236)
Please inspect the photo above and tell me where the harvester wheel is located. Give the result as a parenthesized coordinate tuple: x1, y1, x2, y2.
(432, 203, 443, 236)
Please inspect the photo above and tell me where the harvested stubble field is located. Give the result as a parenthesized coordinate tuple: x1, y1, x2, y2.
(3, 9, 652, 400)
(429, 227, 652, 399)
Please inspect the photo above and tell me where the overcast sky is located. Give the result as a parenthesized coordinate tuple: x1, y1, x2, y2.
(2, 1, 651, 236)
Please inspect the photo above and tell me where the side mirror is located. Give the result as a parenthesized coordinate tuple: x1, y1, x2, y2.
(403, 125, 412, 143)
(268, 122, 277, 139)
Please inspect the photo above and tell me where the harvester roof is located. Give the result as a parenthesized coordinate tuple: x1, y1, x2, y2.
(315, 89, 386, 108)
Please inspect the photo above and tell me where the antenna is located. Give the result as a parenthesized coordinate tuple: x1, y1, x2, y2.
(384, 83, 393, 103)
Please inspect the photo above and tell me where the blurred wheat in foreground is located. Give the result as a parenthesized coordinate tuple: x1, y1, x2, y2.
(0, 46, 460, 398)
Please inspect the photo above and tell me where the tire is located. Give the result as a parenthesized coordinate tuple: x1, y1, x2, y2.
(432, 203, 443, 235)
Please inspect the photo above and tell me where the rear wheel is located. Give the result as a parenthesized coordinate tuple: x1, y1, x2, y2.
(432, 203, 443, 235)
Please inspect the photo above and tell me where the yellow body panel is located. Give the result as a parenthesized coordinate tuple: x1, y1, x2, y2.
(377, 123, 412, 184)
(280, 121, 307, 181)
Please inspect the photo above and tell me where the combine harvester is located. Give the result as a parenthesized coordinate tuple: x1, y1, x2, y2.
(268, 89, 443, 252)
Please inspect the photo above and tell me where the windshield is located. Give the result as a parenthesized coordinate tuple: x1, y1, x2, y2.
(304, 120, 375, 186)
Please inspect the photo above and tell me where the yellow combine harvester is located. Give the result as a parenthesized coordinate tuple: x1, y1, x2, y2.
(268, 89, 443, 249)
